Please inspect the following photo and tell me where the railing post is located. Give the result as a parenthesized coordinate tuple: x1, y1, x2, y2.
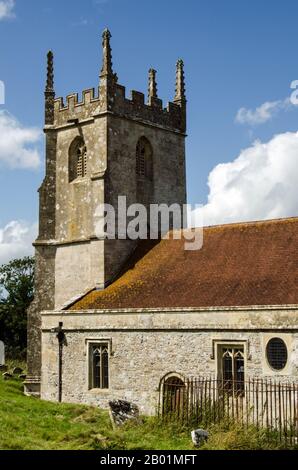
(157, 375, 297, 448)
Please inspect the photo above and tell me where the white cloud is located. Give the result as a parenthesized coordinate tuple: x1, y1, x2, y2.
(235, 98, 291, 126)
(191, 131, 298, 227)
(0, 220, 37, 265)
(0, 0, 15, 20)
(0, 110, 42, 169)
(71, 18, 89, 27)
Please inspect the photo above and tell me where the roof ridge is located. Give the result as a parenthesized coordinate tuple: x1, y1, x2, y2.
(182, 216, 298, 233)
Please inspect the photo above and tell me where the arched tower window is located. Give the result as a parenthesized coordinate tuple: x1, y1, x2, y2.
(136, 137, 153, 181)
(69, 137, 87, 183)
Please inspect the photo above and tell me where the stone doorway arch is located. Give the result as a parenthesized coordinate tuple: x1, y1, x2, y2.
(160, 374, 186, 416)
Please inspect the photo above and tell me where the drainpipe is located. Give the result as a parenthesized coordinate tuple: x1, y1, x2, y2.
(52, 322, 65, 403)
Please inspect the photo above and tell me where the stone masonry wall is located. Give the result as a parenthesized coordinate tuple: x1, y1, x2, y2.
(54, 117, 107, 242)
(54, 240, 105, 309)
(25, 245, 56, 395)
(106, 115, 186, 211)
(41, 306, 298, 415)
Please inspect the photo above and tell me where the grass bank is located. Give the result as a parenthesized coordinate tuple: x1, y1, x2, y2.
(0, 375, 294, 450)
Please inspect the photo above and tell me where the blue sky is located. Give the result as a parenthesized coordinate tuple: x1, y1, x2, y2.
(0, 0, 298, 262)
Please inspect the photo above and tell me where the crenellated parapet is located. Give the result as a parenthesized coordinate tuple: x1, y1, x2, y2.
(111, 83, 185, 132)
(52, 84, 185, 132)
(47, 28, 186, 133)
(53, 88, 101, 127)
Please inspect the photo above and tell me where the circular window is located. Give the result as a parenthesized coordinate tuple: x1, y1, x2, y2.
(266, 338, 288, 371)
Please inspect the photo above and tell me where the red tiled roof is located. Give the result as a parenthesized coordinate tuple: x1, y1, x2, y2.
(69, 218, 298, 310)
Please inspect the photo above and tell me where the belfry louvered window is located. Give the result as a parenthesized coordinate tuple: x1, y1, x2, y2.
(76, 144, 87, 178)
(69, 137, 87, 182)
(136, 137, 153, 180)
(89, 343, 109, 389)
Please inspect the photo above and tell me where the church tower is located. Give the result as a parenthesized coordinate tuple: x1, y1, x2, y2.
(25, 29, 187, 396)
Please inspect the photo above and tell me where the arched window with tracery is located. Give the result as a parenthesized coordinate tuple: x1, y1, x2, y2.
(221, 346, 245, 396)
(89, 343, 109, 390)
(69, 137, 87, 183)
(136, 137, 153, 181)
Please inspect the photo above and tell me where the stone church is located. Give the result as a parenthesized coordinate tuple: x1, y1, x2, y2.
(25, 29, 298, 415)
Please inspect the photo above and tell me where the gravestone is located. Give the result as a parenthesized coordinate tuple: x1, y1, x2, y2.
(0, 341, 4, 366)
(109, 400, 140, 428)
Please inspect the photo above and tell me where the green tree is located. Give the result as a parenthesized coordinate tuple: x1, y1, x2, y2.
(0, 257, 34, 359)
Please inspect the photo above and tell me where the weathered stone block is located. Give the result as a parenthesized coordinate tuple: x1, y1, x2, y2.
(109, 400, 140, 428)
